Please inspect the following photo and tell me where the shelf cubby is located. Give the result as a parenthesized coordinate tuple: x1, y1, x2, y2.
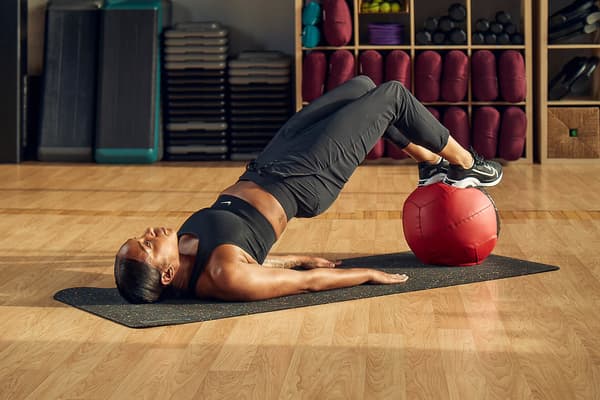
(295, 0, 533, 162)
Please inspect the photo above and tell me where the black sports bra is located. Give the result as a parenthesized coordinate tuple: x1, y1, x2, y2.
(177, 195, 277, 292)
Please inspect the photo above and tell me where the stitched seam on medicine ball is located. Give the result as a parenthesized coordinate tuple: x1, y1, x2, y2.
(440, 203, 494, 234)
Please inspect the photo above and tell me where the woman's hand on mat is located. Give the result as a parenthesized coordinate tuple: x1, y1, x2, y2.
(369, 270, 409, 284)
(298, 256, 342, 269)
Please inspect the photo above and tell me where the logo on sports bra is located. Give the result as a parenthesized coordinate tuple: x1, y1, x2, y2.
(220, 201, 232, 206)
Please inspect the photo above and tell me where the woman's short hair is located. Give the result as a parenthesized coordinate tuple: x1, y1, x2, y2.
(114, 256, 164, 303)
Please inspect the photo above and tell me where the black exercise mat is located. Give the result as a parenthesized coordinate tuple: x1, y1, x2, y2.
(167, 78, 226, 85)
(230, 123, 282, 131)
(166, 88, 226, 96)
(163, 153, 228, 161)
(167, 93, 226, 101)
(230, 131, 277, 138)
(164, 107, 226, 117)
(230, 139, 270, 146)
(230, 146, 267, 153)
(229, 84, 290, 92)
(166, 69, 226, 78)
(230, 100, 290, 108)
(167, 116, 227, 123)
(230, 92, 289, 100)
(230, 109, 290, 117)
(230, 153, 260, 161)
(166, 138, 227, 146)
(168, 109, 227, 117)
(54, 252, 558, 329)
(166, 99, 225, 108)
(167, 133, 228, 140)
(230, 115, 287, 123)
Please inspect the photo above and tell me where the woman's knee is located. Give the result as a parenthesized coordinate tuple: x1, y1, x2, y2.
(369, 80, 411, 116)
(354, 75, 377, 91)
(379, 80, 410, 98)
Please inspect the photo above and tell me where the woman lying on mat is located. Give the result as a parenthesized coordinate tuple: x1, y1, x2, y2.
(114, 76, 503, 303)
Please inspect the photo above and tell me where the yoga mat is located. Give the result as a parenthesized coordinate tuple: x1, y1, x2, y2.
(54, 252, 559, 329)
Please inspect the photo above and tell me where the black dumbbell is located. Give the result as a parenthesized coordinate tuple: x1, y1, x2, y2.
(449, 28, 467, 44)
(495, 11, 512, 25)
(424, 17, 438, 32)
(485, 32, 497, 44)
(497, 32, 511, 44)
(475, 18, 490, 32)
(449, 3, 467, 22)
(438, 16, 456, 32)
(510, 33, 524, 44)
(550, 0, 595, 30)
(416, 31, 432, 44)
(472, 32, 485, 44)
(504, 22, 517, 35)
(490, 22, 504, 35)
(433, 31, 447, 44)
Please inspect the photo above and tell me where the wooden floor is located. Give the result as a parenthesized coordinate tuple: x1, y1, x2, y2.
(1, 161, 599, 399)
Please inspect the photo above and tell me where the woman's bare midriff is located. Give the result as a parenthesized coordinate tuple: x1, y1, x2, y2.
(220, 180, 288, 239)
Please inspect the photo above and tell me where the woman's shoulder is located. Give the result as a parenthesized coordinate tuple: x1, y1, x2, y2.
(194, 245, 257, 298)
(209, 244, 258, 265)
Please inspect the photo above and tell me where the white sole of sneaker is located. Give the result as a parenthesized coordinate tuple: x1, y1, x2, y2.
(443, 172, 503, 188)
(418, 173, 446, 187)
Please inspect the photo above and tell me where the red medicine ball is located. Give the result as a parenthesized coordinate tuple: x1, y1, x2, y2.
(402, 183, 500, 266)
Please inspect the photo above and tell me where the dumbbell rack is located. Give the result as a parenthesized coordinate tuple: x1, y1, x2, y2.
(537, 0, 600, 164)
(294, 0, 533, 163)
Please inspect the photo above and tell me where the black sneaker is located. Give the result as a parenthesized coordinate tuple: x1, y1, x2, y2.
(418, 158, 449, 186)
(443, 149, 503, 188)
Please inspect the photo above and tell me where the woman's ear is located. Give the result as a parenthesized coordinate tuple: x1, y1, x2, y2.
(160, 265, 175, 286)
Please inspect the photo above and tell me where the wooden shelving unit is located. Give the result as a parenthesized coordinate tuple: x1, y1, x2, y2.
(537, 0, 600, 163)
(295, 0, 534, 163)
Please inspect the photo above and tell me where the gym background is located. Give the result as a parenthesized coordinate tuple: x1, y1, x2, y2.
(26, 0, 296, 75)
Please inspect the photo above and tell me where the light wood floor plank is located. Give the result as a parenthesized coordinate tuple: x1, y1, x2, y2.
(0, 162, 599, 399)
(363, 333, 406, 400)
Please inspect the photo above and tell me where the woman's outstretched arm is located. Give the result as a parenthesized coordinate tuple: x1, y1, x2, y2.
(203, 262, 408, 302)
(262, 255, 342, 269)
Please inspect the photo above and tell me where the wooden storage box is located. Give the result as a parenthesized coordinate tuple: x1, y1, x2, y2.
(547, 107, 600, 159)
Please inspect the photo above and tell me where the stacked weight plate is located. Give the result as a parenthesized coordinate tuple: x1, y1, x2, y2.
(163, 22, 229, 160)
(228, 51, 293, 161)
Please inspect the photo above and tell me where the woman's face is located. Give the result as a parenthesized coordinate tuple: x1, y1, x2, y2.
(118, 227, 180, 272)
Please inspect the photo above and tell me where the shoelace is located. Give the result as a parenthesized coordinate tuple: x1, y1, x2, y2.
(470, 147, 485, 166)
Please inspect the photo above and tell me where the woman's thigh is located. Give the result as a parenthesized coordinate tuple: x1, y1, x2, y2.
(275, 76, 376, 137)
